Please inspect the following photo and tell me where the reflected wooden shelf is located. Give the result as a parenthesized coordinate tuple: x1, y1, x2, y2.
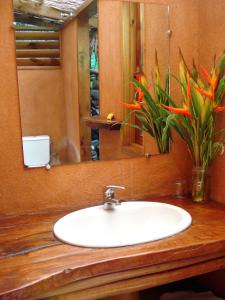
(83, 116, 121, 130)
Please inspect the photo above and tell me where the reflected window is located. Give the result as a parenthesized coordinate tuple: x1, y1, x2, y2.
(89, 22, 99, 160)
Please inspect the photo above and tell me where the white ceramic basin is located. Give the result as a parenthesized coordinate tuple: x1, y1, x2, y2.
(54, 202, 192, 248)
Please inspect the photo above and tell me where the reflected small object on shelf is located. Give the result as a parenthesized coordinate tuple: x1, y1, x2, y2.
(175, 179, 188, 199)
(107, 113, 115, 121)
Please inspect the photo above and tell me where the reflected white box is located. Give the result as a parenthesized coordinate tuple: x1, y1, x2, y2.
(22, 135, 50, 168)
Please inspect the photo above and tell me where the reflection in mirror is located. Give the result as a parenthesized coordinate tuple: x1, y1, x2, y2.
(14, 0, 170, 168)
(122, 2, 170, 155)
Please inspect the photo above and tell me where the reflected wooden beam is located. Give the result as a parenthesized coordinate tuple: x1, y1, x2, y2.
(13, 24, 59, 31)
(15, 31, 59, 40)
(14, 12, 62, 27)
(16, 57, 60, 66)
(16, 41, 60, 50)
(16, 49, 60, 58)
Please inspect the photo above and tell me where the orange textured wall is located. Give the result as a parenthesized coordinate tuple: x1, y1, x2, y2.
(17, 69, 68, 163)
(0, 0, 200, 215)
(198, 0, 225, 203)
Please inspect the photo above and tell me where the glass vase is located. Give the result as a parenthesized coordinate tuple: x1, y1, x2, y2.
(192, 167, 210, 203)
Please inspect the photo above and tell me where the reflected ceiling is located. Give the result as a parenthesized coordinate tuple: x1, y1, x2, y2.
(14, 0, 90, 25)
(37, 0, 86, 13)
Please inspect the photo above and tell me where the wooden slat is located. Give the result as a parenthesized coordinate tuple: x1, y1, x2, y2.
(16, 41, 60, 50)
(15, 31, 59, 40)
(16, 58, 60, 67)
(14, 25, 59, 31)
(16, 49, 60, 58)
(14, 12, 62, 28)
(17, 66, 61, 70)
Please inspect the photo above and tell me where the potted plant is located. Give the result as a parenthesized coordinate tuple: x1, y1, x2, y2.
(161, 51, 225, 202)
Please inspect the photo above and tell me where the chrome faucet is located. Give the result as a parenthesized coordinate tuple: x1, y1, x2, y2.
(103, 185, 125, 210)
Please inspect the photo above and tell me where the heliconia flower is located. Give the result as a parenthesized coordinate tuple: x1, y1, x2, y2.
(214, 105, 225, 112)
(194, 86, 214, 99)
(135, 87, 145, 102)
(123, 102, 144, 110)
(198, 64, 219, 97)
(137, 90, 144, 102)
(194, 65, 219, 108)
(194, 74, 225, 113)
(161, 78, 192, 120)
(134, 72, 150, 103)
(134, 72, 148, 89)
(161, 105, 193, 119)
(199, 64, 213, 85)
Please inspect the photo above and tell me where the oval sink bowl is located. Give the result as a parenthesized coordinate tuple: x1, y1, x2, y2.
(54, 202, 192, 248)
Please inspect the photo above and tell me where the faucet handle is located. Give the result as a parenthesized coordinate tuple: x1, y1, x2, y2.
(105, 185, 126, 190)
(103, 185, 125, 201)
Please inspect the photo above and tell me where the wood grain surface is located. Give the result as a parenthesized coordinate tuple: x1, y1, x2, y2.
(1, 197, 225, 299)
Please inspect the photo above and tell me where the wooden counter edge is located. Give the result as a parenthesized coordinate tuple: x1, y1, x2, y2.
(36, 252, 225, 299)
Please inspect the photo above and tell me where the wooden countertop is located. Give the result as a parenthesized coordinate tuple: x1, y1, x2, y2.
(1, 197, 225, 299)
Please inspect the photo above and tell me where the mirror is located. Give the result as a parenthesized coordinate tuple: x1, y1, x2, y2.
(13, 0, 170, 168)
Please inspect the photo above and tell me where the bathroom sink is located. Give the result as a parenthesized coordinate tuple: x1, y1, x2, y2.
(53, 201, 192, 248)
